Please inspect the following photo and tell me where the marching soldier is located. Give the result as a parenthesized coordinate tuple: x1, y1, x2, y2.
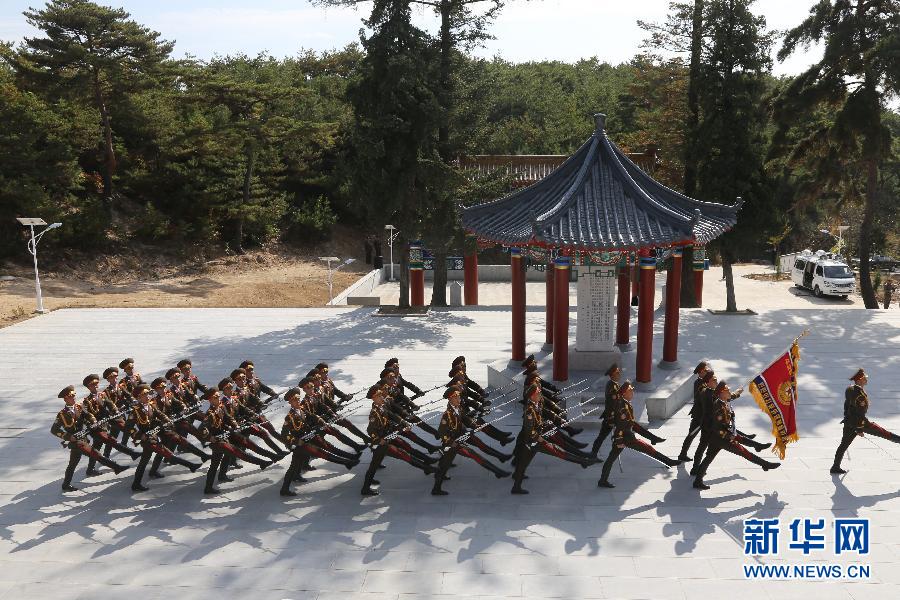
(689, 371, 719, 473)
(597, 381, 681, 489)
(200, 388, 273, 494)
(81, 374, 141, 474)
(51, 386, 129, 491)
(511, 383, 596, 495)
(677, 362, 710, 462)
(590, 364, 622, 459)
(232, 368, 288, 444)
(100, 366, 135, 458)
(280, 387, 359, 497)
(384, 358, 425, 402)
(361, 384, 435, 496)
(130, 383, 201, 492)
(240, 360, 279, 401)
(177, 359, 210, 397)
(431, 387, 511, 496)
(147, 377, 210, 479)
(521, 357, 583, 437)
(315, 362, 353, 404)
(118, 358, 144, 395)
(304, 368, 370, 446)
(692, 381, 780, 489)
(831, 369, 900, 474)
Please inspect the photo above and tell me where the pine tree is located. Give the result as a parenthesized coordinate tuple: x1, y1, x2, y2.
(11, 0, 174, 212)
(774, 0, 900, 309)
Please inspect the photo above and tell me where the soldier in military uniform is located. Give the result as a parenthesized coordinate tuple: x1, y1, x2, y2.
(431, 387, 511, 496)
(81, 374, 141, 475)
(304, 368, 370, 446)
(590, 364, 623, 459)
(200, 388, 273, 494)
(280, 387, 359, 497)
(511, 383, 596, 494)
(361, 383, 435, 496)
(51, 385, 129, 491)
(689, 371, 719, 474)
(831, 369, 900, 474)
(315, 362, 354, 404)
(692, 381, 780, 489)
(231, 368, 288, 445)
(130, 383, 202, 492)
(118, 358, 144, 395)
(384, 358, 425, 403)
(597, 381, 681, 488)
(147, 377, 210, 479)
(520, 357, 583, 437)
(177, 359, 210, 397)
(238, 360, 279, 400)
(678, 362, 709, 462)
(100, 366, 136, 458)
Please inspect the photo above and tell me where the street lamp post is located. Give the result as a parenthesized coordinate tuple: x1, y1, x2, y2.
(16, 218, 61, 314)
(320, 256, 356, 305)
(384, 225, 400, 282)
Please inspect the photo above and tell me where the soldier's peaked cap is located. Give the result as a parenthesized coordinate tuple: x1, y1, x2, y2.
(384, 358, 399, 367)
(605, 364, 620, 376)
(102, 367, 118, 378)
(451, 356, 466, 366)
(239, 360, 254, 369)
(619, 380, 634, 393)
(715, 381, 729, 394)
(850, 368, 866, 381)
(58, 385, 75, 398)
(520, 355, 536, 367)
(298, 377, 314, 387)
(177, 358, 192, 368)
(230, 368, 246, 379)
(444, 387, 461, 398)
(701, 371, 716, 383)
(285, 387, 302, 400)
(217, 378, 233, 390)
(151, 377, 166, 388)
(379, 368, 396, 378)
(119, 358, 135, 368)
(315, 362, 328, 370)
(82, 374, 100, 387)
(165, 368, 179, 379)
(134, 383, 151, 395)
(693, 361, 708, 374)
(202, 388, 218, 400)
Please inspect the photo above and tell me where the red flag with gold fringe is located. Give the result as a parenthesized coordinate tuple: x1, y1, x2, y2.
(749, 338, 803, 459)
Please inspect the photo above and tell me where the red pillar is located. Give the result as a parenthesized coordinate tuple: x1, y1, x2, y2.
(463, 249, 479, 306)
(552, 256, 570, 382)
(615, 255, 631, 347)
(545, 261, 555, 345)
(636, 249, 657, 385)
(693, 245, 705, 307)
(410, 241, 425, 306)
(631, 253, 640, 305)
(662, 248, 683, 366)
(510, 248, 526, 361)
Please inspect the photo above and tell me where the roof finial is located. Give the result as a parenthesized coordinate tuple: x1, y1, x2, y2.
(734, 196, 745, 209)
(594, 113, 607, 133)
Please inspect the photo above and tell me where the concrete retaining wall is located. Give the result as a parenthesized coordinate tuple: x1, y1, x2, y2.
(329, 269, 384, 306)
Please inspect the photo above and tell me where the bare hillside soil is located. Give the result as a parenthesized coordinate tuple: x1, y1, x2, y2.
(0, 229, 371, 328)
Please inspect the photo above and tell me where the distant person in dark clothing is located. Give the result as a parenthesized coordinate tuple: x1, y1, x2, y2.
(884, 279, 895, 309)
(364, 236, 373, 264)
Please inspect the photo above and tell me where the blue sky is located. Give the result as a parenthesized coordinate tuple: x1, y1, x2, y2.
(1, 0, 821, 74)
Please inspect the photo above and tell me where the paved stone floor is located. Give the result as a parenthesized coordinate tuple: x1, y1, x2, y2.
(1, 306, 899, 599)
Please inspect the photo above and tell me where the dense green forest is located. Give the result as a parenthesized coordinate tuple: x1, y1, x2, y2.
(1, 0, 898, 308)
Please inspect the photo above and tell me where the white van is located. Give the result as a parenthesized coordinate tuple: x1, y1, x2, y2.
(791, 250, 856, 298)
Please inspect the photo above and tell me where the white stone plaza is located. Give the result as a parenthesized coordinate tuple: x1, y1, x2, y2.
(1, 297, 899, 599)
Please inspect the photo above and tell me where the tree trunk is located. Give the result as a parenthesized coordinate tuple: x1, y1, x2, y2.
(431, 246, 448, 306)
(680, 245, 699, 307)
(437, 0, 453, 162)
(683, 0, 703, 197)
(858, 160, 880, 309)
(93, 70, 116, 213)
(722, 248, 737, 312)
(399, 242, 410, 308)
(231, 147, 255, 255)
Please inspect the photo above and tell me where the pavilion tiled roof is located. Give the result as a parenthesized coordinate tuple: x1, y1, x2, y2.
(461, 114, 742, 250)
